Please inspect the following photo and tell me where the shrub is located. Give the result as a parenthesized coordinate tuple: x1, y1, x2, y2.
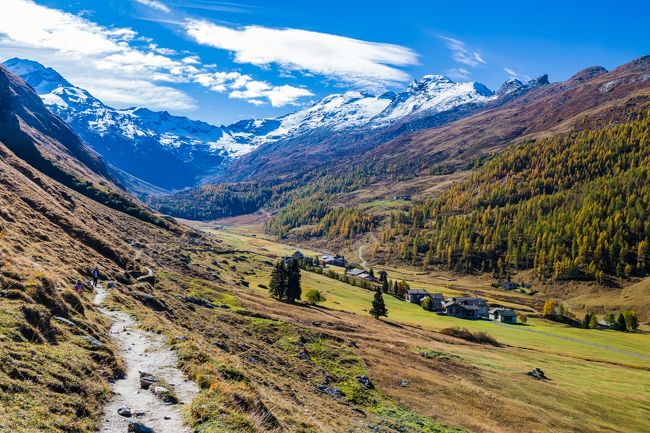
(440, 327, 500, 346)
(304, 289, 326, 305)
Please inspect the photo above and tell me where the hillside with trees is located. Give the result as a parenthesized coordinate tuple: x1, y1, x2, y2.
(381, 111, 650, 281)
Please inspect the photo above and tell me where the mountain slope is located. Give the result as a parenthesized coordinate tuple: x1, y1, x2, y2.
(220, 76, 545, 182)
(0, 64, 475, 433)
(5, 58, 512, 190)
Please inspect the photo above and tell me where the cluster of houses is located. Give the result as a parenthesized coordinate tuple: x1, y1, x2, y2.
(406, 289, 518, 323)
(282, 250, 517, 324)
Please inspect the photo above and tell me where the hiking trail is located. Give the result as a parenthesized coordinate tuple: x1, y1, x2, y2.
(94, 283, 198, 432)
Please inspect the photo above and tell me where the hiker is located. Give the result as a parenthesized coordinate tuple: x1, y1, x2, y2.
(92, 266, 100, 288)
(74, 280, 84, 294)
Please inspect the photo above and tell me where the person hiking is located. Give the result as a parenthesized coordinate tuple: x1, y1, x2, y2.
(92, 266, 100, 288)
(74, 280, 84, 294)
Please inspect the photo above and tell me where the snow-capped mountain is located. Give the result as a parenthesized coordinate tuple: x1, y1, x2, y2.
(4, 57, 524, 192)
(224, 76, 496, 148)
(3, 58, 249, 190)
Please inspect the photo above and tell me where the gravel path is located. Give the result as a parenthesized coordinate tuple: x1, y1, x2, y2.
(94, 285, 198, 432)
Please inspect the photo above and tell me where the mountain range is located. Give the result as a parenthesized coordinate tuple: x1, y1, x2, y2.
(4, 58, 543, 191)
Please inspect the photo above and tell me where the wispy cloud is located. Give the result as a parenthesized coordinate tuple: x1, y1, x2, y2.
(0, 0, 311, 109)
(439, 35, 486, 67)
(445, 67, 471, 80)
(184, 19, 419, 89)
(134, 0, 171, 13)
(503, 66, 530, 82)
(172, 0, 258, 14)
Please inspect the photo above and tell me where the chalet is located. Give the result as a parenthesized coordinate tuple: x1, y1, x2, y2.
(320, 254, 346, 267)
(443, 297, 489, 319)
(393, 195, 412, 200)
(489, 308, 517, 323)
(346, 268, 379, 283)
(427, 293, 445, 311)
(405, 289, 429, 304)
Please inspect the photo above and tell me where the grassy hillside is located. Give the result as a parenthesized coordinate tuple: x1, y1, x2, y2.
(199, 226, 650, 433)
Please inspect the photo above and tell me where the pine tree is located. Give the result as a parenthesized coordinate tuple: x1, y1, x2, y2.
(624, 311, 639, 331)
(268, 261, 288, 300)
(369, 287, 388, 319)
(286, 260, 302, 303)
(588, 314, 599, 329)
(616, 313, 627, 331)
(582, 313, 592, 329)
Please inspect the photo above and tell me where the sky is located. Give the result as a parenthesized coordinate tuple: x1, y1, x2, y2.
(0, 0, 648, 125)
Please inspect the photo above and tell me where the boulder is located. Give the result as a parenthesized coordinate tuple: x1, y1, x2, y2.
(526, 368, 549, 380)
(128, 423, 154, 433)
(317, 384, 345, 398)
(117, 406, 132, 417)
(80, 335, 102, 348)
(139, 371, 157, 389)
(355, 375, 374, 389)
(179, 296, 215, 309)
(53, 316, 77, 327)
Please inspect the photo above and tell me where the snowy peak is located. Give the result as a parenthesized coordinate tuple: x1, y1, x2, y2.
(3, 58, 72, 94)
(379, 74, 495, 122)
(497, 78, 525, 96)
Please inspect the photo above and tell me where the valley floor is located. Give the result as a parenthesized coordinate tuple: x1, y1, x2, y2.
(189, 219, 650, 433)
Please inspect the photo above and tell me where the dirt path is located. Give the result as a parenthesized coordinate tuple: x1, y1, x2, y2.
(358, 233, 380, 269)
(94, 284, 198, 432)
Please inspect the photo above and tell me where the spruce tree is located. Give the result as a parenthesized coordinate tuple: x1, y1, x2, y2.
(369, 287, 388, 319)
(616, 313, 627, 331)
(286, 259, 302, 303)
(269, 261, 288, 300)
(582, 313, 592, 329)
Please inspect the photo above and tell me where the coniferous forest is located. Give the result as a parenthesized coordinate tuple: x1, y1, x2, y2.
(382, 111, 650, 281)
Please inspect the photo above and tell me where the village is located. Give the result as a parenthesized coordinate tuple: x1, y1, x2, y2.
(283, 250, 519, 324)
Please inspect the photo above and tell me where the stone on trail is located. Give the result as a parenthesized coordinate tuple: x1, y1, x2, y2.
(139, 371, 157, 389)
(117, 406, 132, 417)
(128, 422, 155, 433)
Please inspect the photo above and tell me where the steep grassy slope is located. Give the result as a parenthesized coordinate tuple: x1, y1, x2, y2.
(0, 66, 469, 432)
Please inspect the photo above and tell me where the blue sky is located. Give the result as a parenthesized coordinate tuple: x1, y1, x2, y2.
(0, 0, 648, 124)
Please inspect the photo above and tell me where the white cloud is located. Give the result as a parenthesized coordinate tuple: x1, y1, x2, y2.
(446, 67, 471, 80)
(74, 77, 195, 110)
(503, 67, 531, 82)
(134, 0, 171, 13)
(184, 19, 418, 88)
(439, 36, 486, 67)
(0, 0, 313, 109)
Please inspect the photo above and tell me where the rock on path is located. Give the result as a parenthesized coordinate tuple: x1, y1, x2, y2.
(94, 284, 198, 433)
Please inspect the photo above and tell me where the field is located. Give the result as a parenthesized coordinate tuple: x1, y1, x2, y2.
(193, 223, 650, 433)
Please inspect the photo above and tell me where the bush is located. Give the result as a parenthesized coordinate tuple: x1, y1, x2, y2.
(440, 327, 500, 346)
(304, 289, 326, 305)
(421, 296, 433, 311)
